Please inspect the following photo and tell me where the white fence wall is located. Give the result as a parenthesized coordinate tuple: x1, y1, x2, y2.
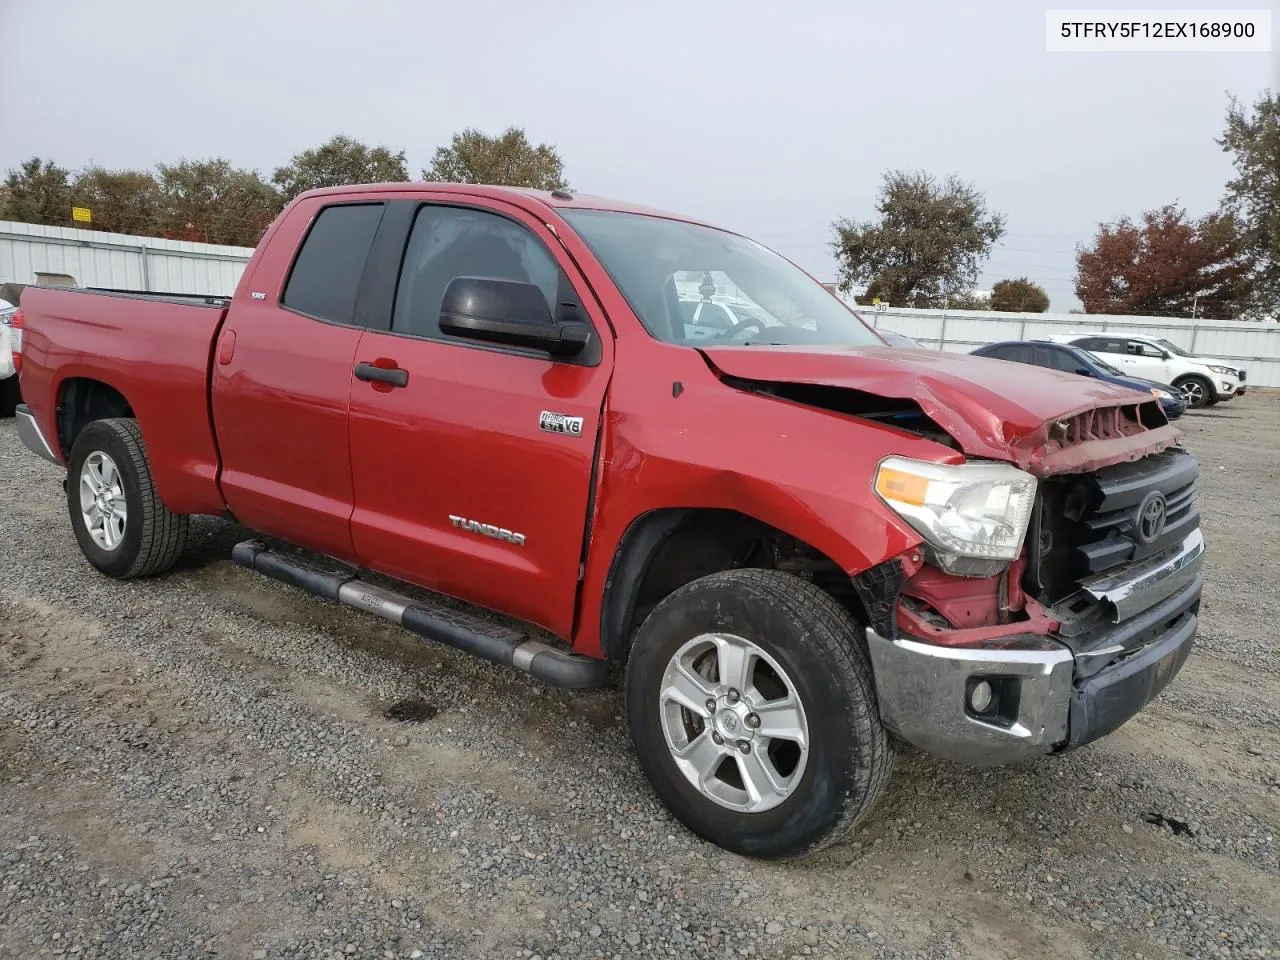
(860, 306, 1280, 388)
(4, 221, 1278, 386)
(0, 221, 254, 297)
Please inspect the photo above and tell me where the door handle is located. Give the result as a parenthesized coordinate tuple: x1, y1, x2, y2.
(354, 362, 408, 388)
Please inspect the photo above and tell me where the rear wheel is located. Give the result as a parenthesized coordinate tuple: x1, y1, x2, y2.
(66, 418, 189, 578)
(625, 568, 892, 859)
(1174, 375, 1212, 409)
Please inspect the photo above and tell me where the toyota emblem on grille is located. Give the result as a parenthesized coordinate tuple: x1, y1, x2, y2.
(1136, 491, 1168, 543)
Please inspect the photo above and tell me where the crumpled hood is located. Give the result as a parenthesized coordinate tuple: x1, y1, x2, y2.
(700, 344, 1182, 475)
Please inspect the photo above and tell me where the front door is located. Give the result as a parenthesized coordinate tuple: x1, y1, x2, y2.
(346, 198, 613, 639)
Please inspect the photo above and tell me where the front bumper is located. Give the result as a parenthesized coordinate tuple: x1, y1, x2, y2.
(867, 529, 1203, 766)
(1212, 377, 1240, 400)
(15, 403, 60, 464)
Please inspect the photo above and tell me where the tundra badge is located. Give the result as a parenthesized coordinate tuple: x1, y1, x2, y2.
(449, 515, 526, 547)
(539, 411, 584, 436)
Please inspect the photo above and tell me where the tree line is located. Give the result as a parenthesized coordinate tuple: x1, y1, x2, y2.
(3, 95, 1275, 318)
(0, 127, 568, 248)
(832, 91, 1277, 319)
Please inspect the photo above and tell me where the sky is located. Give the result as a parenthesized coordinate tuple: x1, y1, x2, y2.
(0, 0, 1274, 310)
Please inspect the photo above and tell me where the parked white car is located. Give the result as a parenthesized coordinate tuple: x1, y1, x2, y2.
(0, 298, 19, 417)
(1050, 333, 1243, 409)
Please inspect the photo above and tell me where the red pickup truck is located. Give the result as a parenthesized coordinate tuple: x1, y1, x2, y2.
(13, 184, 1205, 859)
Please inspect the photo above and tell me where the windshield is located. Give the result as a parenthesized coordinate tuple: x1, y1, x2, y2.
(1082, 349, 1124, 375)
(1155, 338, 1190, 357)
(561, 210, 882, 347)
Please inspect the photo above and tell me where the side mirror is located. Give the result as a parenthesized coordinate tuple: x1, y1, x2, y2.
(439, 276, 590, 358)
(1076, 368, 1092, 377)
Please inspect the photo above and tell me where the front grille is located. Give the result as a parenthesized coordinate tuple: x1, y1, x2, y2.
(1026, 449, 1199, 599)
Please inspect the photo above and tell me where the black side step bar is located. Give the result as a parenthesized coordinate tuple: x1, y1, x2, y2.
(230, 540, 608, 689)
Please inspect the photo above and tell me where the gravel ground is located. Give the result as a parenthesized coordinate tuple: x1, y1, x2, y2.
(2, 394, 1279, 960)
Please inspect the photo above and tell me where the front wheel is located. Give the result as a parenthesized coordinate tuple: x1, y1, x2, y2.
(1174, 375, 1213, 409)
(625, 569, 893, 859)
(66, 418, 189, 579)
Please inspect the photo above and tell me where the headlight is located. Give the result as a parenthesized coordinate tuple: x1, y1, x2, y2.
(1151, 388, 1173, 400)
(874, 457, 1038, 576)
(1208, 365, 1236, 376)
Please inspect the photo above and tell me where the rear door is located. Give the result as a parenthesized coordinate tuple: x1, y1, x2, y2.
(1078, 337, 1131, 371)
(212, 199, 385, 560)
(346, 197, 613, 639)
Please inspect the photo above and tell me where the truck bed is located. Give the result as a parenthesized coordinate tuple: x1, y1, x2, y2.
(18, 285, 230, 515)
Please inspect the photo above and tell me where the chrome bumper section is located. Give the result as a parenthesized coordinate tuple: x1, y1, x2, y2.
(866, 630, 1074, 766)
(15, 403, 60, 464)
(867, 530, 1203, 766)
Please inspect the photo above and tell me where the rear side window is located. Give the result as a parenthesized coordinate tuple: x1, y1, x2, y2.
(998, 345, 1034, 364)
(1081, 337, 1125, 353)
(282, 203, 385, 325)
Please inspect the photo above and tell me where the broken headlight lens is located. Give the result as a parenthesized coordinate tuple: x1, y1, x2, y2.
(874, 457, 1038, 574)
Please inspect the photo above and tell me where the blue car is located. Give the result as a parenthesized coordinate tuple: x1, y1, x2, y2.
(971, 340, 1187, 420)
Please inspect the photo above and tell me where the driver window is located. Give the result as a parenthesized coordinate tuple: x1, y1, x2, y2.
(392, 205, 564, 341)
(1128, 340, 1161, 357)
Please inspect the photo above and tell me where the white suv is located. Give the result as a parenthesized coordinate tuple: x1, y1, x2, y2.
(1051, 333, 1244, 409)
(0, 298, 19, 417)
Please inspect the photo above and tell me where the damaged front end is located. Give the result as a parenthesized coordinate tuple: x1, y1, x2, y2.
(863, 443, 1204, 767)
(700, 345, 1204, 765)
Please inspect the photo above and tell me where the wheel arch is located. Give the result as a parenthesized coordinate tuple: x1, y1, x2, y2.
(599, 507, 875, 665)
(55, 376, 135, 458)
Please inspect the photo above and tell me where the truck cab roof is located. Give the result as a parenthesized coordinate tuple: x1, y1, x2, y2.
(293, 182, 716, 228)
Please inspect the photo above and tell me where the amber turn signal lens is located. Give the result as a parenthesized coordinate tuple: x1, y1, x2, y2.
(875, 466, 930, 507)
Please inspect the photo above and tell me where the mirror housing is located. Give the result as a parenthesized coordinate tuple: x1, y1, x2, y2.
(1076, 368, 1092, 377)
(439, 276, 590, 358)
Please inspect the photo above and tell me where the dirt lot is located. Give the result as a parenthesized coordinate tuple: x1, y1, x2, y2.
(2, 394, 1279, 960)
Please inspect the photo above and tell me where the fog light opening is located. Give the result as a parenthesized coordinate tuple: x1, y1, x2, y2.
(968, 679, 994, 714)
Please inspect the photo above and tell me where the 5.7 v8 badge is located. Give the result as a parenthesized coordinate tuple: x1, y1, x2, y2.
(539, 411, 584, 436)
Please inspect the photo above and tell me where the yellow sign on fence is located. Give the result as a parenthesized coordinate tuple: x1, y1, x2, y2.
(72, 207, 92, 223)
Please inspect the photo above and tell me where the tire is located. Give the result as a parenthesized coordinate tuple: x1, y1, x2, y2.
(0, 375, 19, 418)
(625, 568, 892, 859)
(66, 418, 189, 579)
(1174, 375, 1212, 410)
